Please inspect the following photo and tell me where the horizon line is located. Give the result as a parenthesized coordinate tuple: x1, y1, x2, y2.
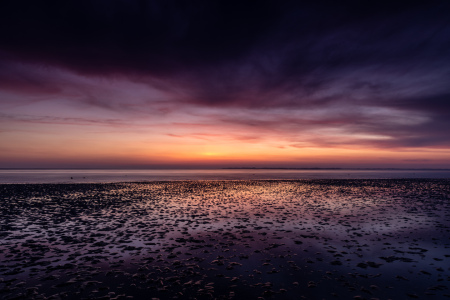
(1, 167, 450, 171)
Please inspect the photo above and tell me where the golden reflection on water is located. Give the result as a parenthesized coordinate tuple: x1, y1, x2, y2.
(0, 180, 449, 299)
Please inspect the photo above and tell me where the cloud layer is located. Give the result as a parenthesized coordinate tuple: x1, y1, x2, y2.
(1, 1, 450, 167)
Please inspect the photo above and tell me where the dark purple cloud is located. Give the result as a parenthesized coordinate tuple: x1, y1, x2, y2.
(1, 0, 450, 151)
(1, 1, 448, 79)
(0, 0, 285, 75)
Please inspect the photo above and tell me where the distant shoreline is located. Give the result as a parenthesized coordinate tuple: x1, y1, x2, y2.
(222, 167, 450, 171)
(1, 167, 450, 171)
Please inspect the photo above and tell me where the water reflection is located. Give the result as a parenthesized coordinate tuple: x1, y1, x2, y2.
(1, 168, 450, 183)
(0, 180, 449, 299)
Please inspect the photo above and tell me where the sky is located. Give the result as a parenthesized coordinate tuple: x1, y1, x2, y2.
(1, 0, 450, 169)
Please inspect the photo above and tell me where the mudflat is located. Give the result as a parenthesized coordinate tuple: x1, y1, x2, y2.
(1, 180, 449, 299)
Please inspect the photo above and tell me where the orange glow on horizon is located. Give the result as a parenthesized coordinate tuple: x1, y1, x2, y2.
(2, 117, 450, 169)
(1, 64, 449, 169)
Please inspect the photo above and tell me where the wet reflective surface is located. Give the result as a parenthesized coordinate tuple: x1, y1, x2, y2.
(1, 180, 449, 299)
(2, 169, 450, 183)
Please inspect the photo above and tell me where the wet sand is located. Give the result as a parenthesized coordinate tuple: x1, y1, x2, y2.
(1, 179, 449, 299)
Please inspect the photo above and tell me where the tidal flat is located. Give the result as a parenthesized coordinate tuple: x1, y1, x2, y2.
(0, 180, 449, 300)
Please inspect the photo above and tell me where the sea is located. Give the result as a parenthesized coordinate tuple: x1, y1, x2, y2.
(1, 169, 450, 299)
(1, 168, 449, 183)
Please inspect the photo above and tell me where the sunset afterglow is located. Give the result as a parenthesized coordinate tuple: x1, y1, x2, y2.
(1, 1, 450, 169)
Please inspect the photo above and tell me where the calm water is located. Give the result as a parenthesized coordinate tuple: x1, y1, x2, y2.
(0, 168, 449, 183)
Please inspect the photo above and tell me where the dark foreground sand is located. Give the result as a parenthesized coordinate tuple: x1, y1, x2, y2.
(0, 179, 449, 300)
